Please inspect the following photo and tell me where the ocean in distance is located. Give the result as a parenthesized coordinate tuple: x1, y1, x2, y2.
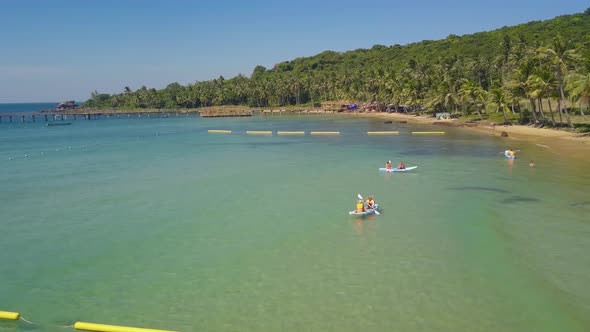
(1, 109, 589, 331)
(0, 102, 58, 113)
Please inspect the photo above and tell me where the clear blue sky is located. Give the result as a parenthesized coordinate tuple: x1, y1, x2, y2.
(0, 0, 587, 102)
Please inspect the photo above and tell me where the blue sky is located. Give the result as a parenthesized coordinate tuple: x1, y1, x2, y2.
(0, 0, 587, 102)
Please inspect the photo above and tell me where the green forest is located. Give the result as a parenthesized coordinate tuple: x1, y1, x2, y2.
(84, 8, 590, 127)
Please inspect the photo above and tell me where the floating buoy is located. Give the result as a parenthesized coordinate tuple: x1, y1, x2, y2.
(277, 131, 305, 135)
(73, 321, 176, 332)
(367, 131, 399, 135)
(310, 131, 340, 135)
(0, 311, 20, 320)
(246, 131, 272, 135)
(411, 131, 445, 135)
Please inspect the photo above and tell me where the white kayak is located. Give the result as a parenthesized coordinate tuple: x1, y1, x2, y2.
(349, 204, 379, 216)
(379, 166, 418, 172)
(504, 151, 515, 159)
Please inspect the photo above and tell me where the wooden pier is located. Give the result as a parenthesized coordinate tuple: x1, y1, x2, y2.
(0, 107, 340, 123)
(0, 110, 198, 123)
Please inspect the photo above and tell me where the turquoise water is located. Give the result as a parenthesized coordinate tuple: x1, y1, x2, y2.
(1, 115, 589, 331)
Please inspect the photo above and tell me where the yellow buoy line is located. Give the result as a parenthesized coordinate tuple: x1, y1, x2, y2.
(0, 311, 176, 332)
(208, 130, 444, 136)
(367, 131, 400, 135)
(207, 129, 232, 134)
(74, 321, 177, 332)
(411, 131, 446, 135)
(0, 311, 19, 320)
(277, 131, 305, 135)
(310, 131, 341, 135)
(245, 130, 273, 135)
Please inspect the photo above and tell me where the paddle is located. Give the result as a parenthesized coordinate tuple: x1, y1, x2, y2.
(358, 194, 380, 215)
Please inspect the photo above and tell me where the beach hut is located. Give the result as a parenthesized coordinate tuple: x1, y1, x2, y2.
(56, 101, 78, 111)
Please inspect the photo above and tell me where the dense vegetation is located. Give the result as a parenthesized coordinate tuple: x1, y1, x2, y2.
(85, 9, 590, 127)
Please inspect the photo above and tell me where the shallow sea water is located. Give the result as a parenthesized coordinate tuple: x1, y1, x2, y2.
(1, 115, 589, 331)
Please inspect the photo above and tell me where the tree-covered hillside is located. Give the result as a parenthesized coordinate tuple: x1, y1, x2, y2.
(85, 9, 590, 127)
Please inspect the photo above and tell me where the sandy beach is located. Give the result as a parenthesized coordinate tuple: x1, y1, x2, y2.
(357, 112, 590, 161)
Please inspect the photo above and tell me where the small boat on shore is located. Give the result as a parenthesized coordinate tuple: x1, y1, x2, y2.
(47, 122, 72, 126)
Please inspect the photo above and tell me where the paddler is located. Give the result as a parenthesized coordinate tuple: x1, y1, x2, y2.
(385, 160, 392, 170)
(508, 149, 516, 158)
(366, 195, 375, 210)
(356, 199, 365, 213)
(398, 161, 406, 170)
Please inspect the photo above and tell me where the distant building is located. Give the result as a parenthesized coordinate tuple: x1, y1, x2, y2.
(56, 101, 77, 111)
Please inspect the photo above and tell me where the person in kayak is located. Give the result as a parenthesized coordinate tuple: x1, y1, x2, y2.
(398, 161, 406, 170)
(508, 149, 516, 158)
(356, 199, 365, 213)
(385, 160, 392, 170)
(366, 195, 375, 210)
(529, 160, 535, 167)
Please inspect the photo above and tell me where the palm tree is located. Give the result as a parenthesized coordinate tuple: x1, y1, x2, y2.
(502, 84, 520, 116)
(498, 34, 513, 81)
(459, 80, 487, 119)
(530, 69, 558, 125)
(423, 83, 446, 113)
(510, 58, 540, 124)
(567, 72, 590, 117)
(538, 35, 579, 127)
(403, 83, 420, 113)
(488, 88, 511, 124)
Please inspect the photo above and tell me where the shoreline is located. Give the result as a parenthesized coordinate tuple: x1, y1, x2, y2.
(360, 112, 590, 161)
(4, 105, 588, 160)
